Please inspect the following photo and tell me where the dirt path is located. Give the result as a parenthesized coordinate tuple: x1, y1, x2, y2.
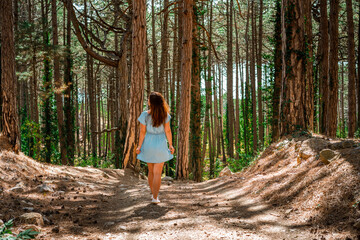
(42, 173, 332, 240)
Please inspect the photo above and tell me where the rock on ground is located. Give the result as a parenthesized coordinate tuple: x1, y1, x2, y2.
(219, 166, 233, 177)
(36, 184, 54, 193)
(162, 176, 174, 181)
(7, 182, 25, 193)
(319, 149, 338, 164)
(19, 212, 44, 226)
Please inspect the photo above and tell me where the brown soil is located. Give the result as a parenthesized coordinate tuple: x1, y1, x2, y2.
(0, 134, 359, 240)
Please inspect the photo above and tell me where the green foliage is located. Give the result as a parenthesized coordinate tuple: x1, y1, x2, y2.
(226, 153, 255, 173)
(0, 219, 39, 240)
(75, 153, 116, 169)
(20, 119, 41, 160)
(40, 59, 60, 164)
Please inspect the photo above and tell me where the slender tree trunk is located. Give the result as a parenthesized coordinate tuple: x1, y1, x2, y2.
(327, 0, 339, 137)
(341, 62, 345, 136)
(244, 1, 250, 153)
(226, 0, 234, 158)
(0, 0, 20, 151)
(122, 0, 146, 169)
(64, 0, 75, 164)
(234, 9, 240, 158)
(208, 1, 215, 177)
(151, 0, 159, 92)
(346, 0, 356, 137)
(319, 0, 329, 135)
(213, 67, 220, 158)
(218, 64, 226, 163)
(190, 1, 202, 182)
(176, 0, 193, 179)
(158, 0, 169, 96)
(272, 0, 282, 142)
(41, 0, 52, 163)
(251, 0, 257, 152)
(358, 5, 360, 131)
(257, 0, 264, 147)
(52, 0, 67, 164)
(304, 0, 314, 131)
(146, 36, 151, 100)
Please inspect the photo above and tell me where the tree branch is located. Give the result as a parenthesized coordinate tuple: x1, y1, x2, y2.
(62, 0, 118, 67)
(196, 22, 220, 60)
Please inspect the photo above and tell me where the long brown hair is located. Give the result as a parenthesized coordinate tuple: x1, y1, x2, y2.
(149, 92, 170, 127)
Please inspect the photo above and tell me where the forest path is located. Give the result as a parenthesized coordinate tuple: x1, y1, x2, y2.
(73, 174, 316, 240)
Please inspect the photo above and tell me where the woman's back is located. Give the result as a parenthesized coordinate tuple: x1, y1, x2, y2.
(138, 111, 171, 135)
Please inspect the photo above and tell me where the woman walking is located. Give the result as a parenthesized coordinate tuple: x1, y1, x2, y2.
(136, 92, 175, 204)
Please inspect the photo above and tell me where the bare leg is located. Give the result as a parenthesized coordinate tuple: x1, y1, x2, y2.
(152, 162, 164, 200)
(147, 163, 154, 195)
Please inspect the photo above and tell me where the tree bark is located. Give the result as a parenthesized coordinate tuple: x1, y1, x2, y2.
(272, 0, 282, 142)
(64, 0, 75, 164)
(226, 0, 234, 158)
(176, 0, 193, 179)
(346, 0, 356, 137)
(52, 0, 67, 164)
(251, 0, 257, 152)
(191, 1, 202, 182)
(327, 0, 339, 137)
(244, 1, 250, 153)
(41, 0, 53, 163)
(122, 0, 146, 169)
(151, 0, 159, 92)
(257, 0, 264, 147)
(158, 0, 169, 96)
(319, 0, 329, 135)
(280, 0, 306, 136)
(0, 0, 20, 151)
(304, 0, 314, 131)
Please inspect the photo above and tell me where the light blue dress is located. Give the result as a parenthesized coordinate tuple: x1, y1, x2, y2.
(137, 111, 174, 163)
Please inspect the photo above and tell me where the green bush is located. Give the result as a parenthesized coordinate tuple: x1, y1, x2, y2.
(0, 219, 39, 240)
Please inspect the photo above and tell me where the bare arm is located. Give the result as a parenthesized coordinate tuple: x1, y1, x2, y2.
(164, 122, 175, 154)
(136, 123, 146, 154)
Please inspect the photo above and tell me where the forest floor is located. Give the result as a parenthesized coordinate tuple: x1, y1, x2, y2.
(1, 134, 360, 240)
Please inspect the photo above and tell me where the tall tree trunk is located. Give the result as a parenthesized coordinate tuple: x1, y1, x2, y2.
(122, 0, 146, 169)
(341, 62, 345, 136)
(319, 0, 329, 135)
(244, 1, 250, 153)
(52, 0, 67, 164)
(208, 1, 215, 176)
(346, 0, 356, 138)
(28, 0, 39, 158)
(218, 64, 226, 163)
(190, 1, 202, 182)
(226, 0, 234, 158)
(0, 0, 20, 151)
(84, 0, 97, 158)
(190, 1, 201, 182)
(151, 0, 159, 92)
(280, 0, 306, 135)
(176, 0, 193, 179)
(327, 0, 339, 137)
(257, 0, 264, 147)
(272, 0, 282, 142)
(158, 0, 169, 96)
(251, 0, 257, 152)
(64, 0, 75, 164)
(304, 0, 314, 131)
(41, 0, 53, 163)
(358, 5, 360, 131)
(234, 8, 241, 158)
